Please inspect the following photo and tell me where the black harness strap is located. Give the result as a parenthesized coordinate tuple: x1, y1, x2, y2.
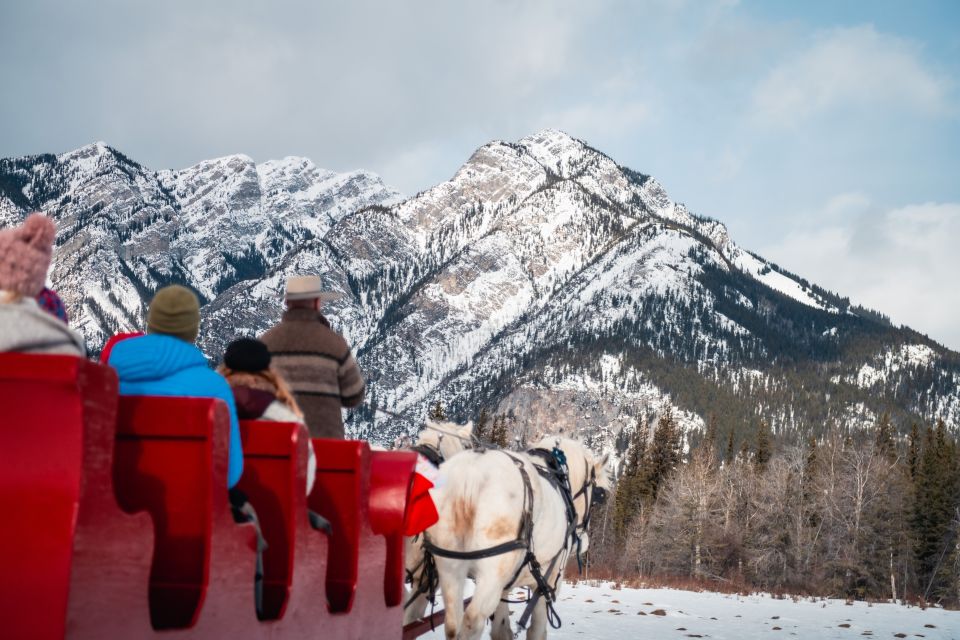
(404, 550, 438, 611)
(410, 443, 444, 468)
(516, 547, 565, 630)
(528, 448, 579, 535)
(423, 539, 528, 560)
(528, 447, 594, 572)
(424, 452, 534, 565)
(404, 553, 424, 586)
(511, 446, 584, 631)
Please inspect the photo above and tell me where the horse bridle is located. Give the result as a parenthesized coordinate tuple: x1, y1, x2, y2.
(571, 460, 607, 535)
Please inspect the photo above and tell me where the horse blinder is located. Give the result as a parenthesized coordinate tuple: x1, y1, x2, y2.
(591, 485, 608, 506)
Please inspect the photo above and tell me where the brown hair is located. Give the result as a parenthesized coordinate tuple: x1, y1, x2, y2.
(217, 365, 305, 419)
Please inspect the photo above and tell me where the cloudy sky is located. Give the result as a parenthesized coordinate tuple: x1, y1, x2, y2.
(2, 0, 958, 348)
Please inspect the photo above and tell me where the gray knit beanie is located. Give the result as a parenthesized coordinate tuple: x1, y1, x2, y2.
(147, 285, 200, 343)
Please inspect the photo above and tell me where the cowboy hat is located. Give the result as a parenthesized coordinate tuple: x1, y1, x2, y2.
(284, 275, 341, 301)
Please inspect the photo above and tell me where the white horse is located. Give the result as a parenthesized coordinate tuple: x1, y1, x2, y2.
(403, 419, 474, 626)
(426, 436, 610, 640)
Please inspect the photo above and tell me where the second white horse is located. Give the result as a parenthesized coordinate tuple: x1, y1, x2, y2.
(403, 419, 474, 626)
(426, 437, 610, 640)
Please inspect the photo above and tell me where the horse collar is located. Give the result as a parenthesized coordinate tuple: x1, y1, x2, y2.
(411, 442, 444, 468)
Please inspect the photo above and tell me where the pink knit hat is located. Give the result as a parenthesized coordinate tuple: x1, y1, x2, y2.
(0, 213, 57, 297)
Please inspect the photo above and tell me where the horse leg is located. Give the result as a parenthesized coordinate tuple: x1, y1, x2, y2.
(403, 589, 429, 626)
(403, 538, 430, 625)
(459, 575, 506, 639)
(460, 555, 521, 640)
(525, 597, 547, 640)
(489, 597, 512, 640)
(437, 560, 467, 640)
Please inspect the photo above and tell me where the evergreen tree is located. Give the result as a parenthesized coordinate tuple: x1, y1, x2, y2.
(754, 420, 772, 472)
(475, 408, 490, 443)
(428, 400, 446, 421)
(907, 423, 921, 480)
(612, 419, 650, 540)
(625, 418, 648, 479)
(490, 415, 509, 448)
(911, 420, 960, 602)
(875, 412, 895, 458)
(725, 429, 736, 466)
(643, 409, 682, 500)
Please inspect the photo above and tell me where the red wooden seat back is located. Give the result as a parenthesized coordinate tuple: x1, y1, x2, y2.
(66, 369, 154, 639)
(236, 419, 311, 622)
(0, 354, 125, 639)
(310, 439, 416, 639)
(113, 396, 219, 629)
(310, 439, 367, 613)
(236, 420, 332, 635)
(369, 450, 418, 607)
(113, 395, 259, 636)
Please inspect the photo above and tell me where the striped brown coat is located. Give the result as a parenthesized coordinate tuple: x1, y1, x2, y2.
(260, 308, 365, 439)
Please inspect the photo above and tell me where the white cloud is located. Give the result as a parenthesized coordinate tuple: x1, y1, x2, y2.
(821, 192, 872, 219)
(751, 25, 949, 127)
(762, 197, 960, 351)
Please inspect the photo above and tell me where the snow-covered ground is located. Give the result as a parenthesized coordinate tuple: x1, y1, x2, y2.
(421, 581, 959, 639)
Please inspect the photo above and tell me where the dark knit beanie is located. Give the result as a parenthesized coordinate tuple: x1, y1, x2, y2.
(147, 285, 200, 343)
(224, 337, 271, 372)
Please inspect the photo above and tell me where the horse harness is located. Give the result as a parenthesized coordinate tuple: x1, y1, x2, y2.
(404, 437, 448, 611)
(403, 448, 535, 624)
(415, 446, 604, 633)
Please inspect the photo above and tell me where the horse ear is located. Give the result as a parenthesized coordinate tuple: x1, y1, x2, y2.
(600, 452, 610, 467)
(461, 420, 474, 436)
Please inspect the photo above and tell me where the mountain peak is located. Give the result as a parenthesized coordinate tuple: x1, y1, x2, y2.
(57, 141, 116, 164)
(517, 129, 589, 177)
(520, 128, 579, 148)
(192, 153, 256, 169)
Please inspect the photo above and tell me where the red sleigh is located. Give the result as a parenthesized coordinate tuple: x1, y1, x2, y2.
(0, 353, 418, 639)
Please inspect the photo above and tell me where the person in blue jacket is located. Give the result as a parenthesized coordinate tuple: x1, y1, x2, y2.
(107, 285, 243, 488)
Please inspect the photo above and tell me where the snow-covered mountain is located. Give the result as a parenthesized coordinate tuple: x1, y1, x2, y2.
(0, 142, 401, 351)
(2, 131, 958, 456)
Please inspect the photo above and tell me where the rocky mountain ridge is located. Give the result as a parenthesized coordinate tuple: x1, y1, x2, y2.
(2, 131, 957, 460)
(0, 141, 401, 350)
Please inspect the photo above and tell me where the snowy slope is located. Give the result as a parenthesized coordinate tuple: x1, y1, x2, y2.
(732, 250, 839, 312)
(420, 581, 960, 640)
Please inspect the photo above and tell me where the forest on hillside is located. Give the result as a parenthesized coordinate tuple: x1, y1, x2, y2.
(421, 399, 960, 606)
(584, 412, 960, 607)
